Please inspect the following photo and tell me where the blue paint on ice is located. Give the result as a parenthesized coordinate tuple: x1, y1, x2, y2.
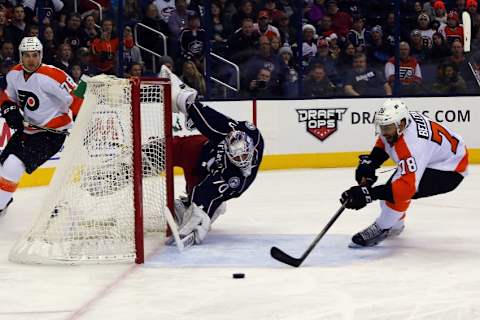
(146, 233, 396, 268)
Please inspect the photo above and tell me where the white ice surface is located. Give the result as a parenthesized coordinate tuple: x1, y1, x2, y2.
(0, 166, 479, 320)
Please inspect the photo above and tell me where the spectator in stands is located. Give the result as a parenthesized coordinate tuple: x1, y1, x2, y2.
(0, 10, 7, 44)
(447, 40, 475, 86)
(302, 24, 318, 68)
(366, 25, 392, 70)
(244, 35, 282, 82)
(254, 10, 280, 41)
(326, 0, 352, 40)
(453, 0, 467, 13)
(122, 25, 143, 73)
(124, 0, 143, 24)
(277, 12, 296, 45)
(179, 12, 206, 72)
(181, 60, 206, 98)
(278, 44, 298, 97)
(303, 64, 336, 97)
(139, 3, 168, 72)
(305, 0, 326, 27)
(385, 41, 423, 95)
(270, 36, 281, 54)
(24, 0, 66, 27)
(5, 5, 27, 49)
(337, 41, 356, 73)
(211, 1, 228, 54)
(70, 63, 83, 84)
(347, 14, 367, 52)
(26, 24, 39, 38)
(245, 67, 278, 98)
(231, 0, 256, 32)
(431, 62, 467, 94)
(263, 0, 285, 24)
(466, 0, 480, 39)
(431, 1, 447, 27)
(59, 13, 84, 53)
(168, 0, 195, 42)
(90, 18, 119, 75)
(77, 46, 97, 76)
(344, 53, 391, 96)
(410, 29, 430, 63)
(41, 26, 57, 65)
(439, 10, 464, 46)
(128, 62, 143, 77)
(154, 0, 176, 23)
(80, 14, 100, 48)
(318, 15, 335, 38)
(0, 41, 16, 65)
(417, 13, 436, 48)
(429, 32, 450, 64)
(53, 43, 74, 73)
(159, 55, 175, 72)
(423, 0, 439, 21)
(79, 0, 110, 23)
(227, 17, 260, 64)
(312, 38, 338, 85)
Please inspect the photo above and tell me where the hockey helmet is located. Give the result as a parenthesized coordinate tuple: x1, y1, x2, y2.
(374, 99, 410, 136)
(19, 36, 43, 71)
(225, 131, 254, 176)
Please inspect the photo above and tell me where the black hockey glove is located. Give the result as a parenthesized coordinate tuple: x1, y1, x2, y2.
(355, 155, 378, 187)
(340, 186, 373, 210)
(1, 101, 23, 131)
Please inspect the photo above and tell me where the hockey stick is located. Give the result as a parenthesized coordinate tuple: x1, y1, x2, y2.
(23, 122, 70, 135)
(270, 202, 347, 267)
(164, 207, 195, 251)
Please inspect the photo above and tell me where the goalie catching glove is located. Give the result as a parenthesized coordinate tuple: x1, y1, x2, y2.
(1, 100, 24, 131)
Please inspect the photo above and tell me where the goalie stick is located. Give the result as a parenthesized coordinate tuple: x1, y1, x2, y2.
(270, 202, 347, 267)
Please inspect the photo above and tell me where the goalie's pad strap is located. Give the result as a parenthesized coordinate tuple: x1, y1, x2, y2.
(0, 177, 18, 192)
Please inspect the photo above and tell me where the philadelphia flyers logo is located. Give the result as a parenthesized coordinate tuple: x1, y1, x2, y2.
(18, 90, 40, 111)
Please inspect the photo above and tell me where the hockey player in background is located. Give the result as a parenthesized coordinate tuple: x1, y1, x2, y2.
(340, 99, 468, 247)
(160, 66, 264, 245)
(0, 37, 82, 217)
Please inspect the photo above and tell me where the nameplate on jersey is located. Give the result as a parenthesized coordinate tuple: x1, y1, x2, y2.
(410, 112, 429, 140)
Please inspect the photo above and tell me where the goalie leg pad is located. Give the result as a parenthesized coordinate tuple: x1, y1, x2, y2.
(178, 204, 211, 244)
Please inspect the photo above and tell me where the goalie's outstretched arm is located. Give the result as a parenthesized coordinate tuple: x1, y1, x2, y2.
(187, 101, 239, 144)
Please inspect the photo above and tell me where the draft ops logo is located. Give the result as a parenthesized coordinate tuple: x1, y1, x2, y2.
(296, 108, 347, 141)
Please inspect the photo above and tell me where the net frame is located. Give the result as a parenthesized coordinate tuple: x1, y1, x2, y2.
(8, 76, 174, 265)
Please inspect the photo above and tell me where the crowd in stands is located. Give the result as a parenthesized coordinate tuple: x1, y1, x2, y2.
(1, 0, 480, 99)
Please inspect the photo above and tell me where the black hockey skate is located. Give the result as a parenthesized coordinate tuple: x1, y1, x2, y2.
(0, 198, 13, 217)
(349, 221, 405, 248)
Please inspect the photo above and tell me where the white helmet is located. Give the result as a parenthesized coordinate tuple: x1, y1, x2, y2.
(225, 131, 255, 177)
(374, 99, 410, 135)
(19, 37, 43, 71)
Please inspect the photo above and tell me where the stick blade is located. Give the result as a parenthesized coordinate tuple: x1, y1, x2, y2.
(270, 246, 303, 267)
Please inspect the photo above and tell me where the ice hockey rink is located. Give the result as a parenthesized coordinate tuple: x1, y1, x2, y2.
(0, 166, 479, 320)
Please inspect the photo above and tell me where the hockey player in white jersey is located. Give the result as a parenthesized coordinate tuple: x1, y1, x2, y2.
(0, 37, 82, 216)
(340, 99, 468, 247)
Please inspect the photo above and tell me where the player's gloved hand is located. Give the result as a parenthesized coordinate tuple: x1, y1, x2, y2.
(1, 101, 24, 131)
(340, 186, 372, 210)
(355, 155, 378, 187)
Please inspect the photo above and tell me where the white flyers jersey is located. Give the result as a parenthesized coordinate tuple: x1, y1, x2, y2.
(375, 111, 468, 204)
(5, 64, 76, 133)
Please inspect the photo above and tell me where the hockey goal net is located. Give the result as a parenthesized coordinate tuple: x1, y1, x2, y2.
(9, 75, 173, 264)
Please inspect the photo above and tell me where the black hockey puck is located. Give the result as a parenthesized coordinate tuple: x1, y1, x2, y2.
(232, 273, 245, 279)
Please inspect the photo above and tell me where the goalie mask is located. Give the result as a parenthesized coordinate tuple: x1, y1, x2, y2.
(374, 99, 410, 141)
(225, 131, 254, 176)
(19, 36, 43, 72)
